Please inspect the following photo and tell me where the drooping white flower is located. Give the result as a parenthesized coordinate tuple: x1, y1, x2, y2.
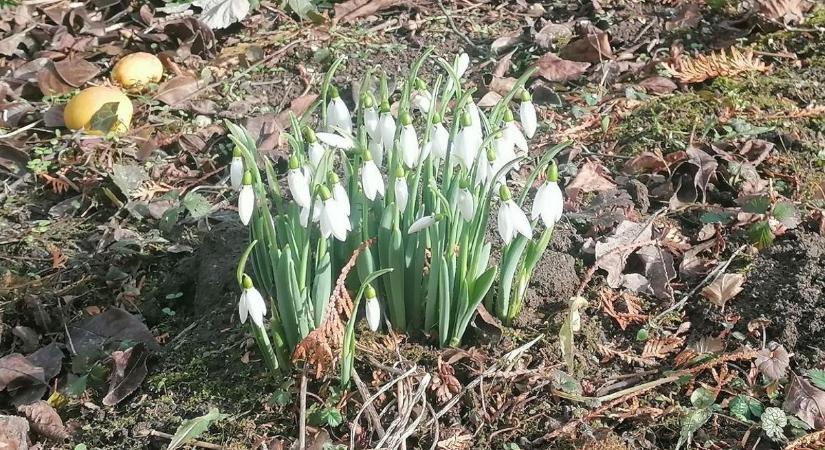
(531, 162, 564, 228)
(316, 131, 354, 150)
(519, 90, 537, 139)
(326, 86, 352, 134)
(362, 93, 380, 140)
(238, 171, 254, 226)
(454, 111, 481, 170)
(429, 117, 450, 161)
(446, 52, 470, 92)
(330, 173, 350, 217)
(287, 157, 311, 209)
(497, 185, 532, 244)
(408, 214, 438, 234)
(458, 188, 474, 222)
(466, 101, 483, 139)
(318, 186, 350, 241)
(364, 284, 380, 331)
(239, 275, 267, 328)
(369, 139, 384, 167)
(412, 90, 432, 114)
(502, 109, 528, 155)
(230, 147, 244, 190)
(399, 112, 420, 168)
(378, 105, 396, 153)
(494, 133, 517, 167)
(394, 175, 409, 213)
(361, 152, 385, 200)
(299, 199, 322, 226)
(308, 141, 325, 169)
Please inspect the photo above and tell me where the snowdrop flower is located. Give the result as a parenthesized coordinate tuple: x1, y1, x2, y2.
(399, 112, 420, 169)
(299, 199, 321, 226)
(412, 79, 432, 113)
(364, 284, 380, 331)
(497, 184, 532, 244)
(239, 274, 267, 327)
(531, 161, 564, 228)
(318, 185, 351, 241)
(474, 148, 494, 187)
(494, 132, 517, 167)
(287, 156, 311, 209)
(466, 101, 483, 139)
(316, 131, 354, 150)
(455, 111, 481, 170)
(362, 93, 380, 140)
(502, 109, 528, 155)
(394, 168, 409, 213)
(329, 172, 350, 217)
(426, 113, 450, 161)
(378, 101, 396, 154)
(369, 139, 384, 168)
(361, 150, 385, 200)
(408, 214, 440, 234)
(519, 90, 537, 139)
(304, 128, 326, 170)
(458, 186, 474, 222)
(238, 171, 254, 226)
(326, 86, 352, 134)
(229, 147, 244, 190)
(446, 52, 470, 92)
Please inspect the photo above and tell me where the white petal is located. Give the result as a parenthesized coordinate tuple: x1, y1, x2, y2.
(365, 107, 379, 140)
(245, 287, 267, 328)
(408, 215, 437, 233)
(506, 122, 528, 153)
(420, 140, 433, 162)
(238, 185, 254, 225)
(495, 137, 517, 166)
(458, 189, 475, 221)
(365, 298, 380, 331)
(542, 182, 564, 226)
(498, 204, 515, 244)
(531, 183, 548, 221)
(379, 113, 396, 153)
(432, 123, 449, 159)
(321, 199, 349, 241)
(412, 91, 431, 113)
(400, 125, 420, 169)
(520, 101, 537, 139)
(508, 200, 532, 239)
(456, 52, 470, 77)
(316, 132, 354, 150)
(287, 169, 311, 208)
(308, 142, 325, 169)
(333, 182, 350, 217)
(230, 157, 244, 190)
(327, 98, 353, 134)
(238, 291, 249, 324)
(362, 160, 385, 200)
(394, 178, 409, 213)
(369, 139, 384, 167)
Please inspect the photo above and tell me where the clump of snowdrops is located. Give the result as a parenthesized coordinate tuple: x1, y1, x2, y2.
(228, 50, 569, 375)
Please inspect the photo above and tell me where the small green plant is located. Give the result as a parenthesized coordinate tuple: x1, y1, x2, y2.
(230, 50, 568, 375)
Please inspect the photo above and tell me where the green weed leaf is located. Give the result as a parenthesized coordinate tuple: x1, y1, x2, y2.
(182, 192, 212, 219)
(748, 221, 774, 249)
(809, 369, 825, 390)
(167, 407, 228, 450)
(743, 196, 771, 215)
(761, 407, 787, 442)
(89, 102, 121, 134)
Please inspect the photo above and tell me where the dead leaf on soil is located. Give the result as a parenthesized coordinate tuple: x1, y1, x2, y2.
(686, 146, 718, 201)
(103, 343, 148, 406)
(784, 372, 825, 429)
(534, 21, 573, 49)
(665, 47, 770, 84)
(701, 273, 745, 308)
(477, 91, 502, 108)
(755, 342, 790, 381)
(665, 3, 702, 31)
(565, 161, 616, 198)
(490, 31, 522, 54)
(558, 31, 612, 63)
(756, 0, 813, 25)
(17, 400, 68, 441)
(335, 0, 396, 23)
(0, 353, 46, 405)
(595, 220, 652, 289)
(0, 415, 30, 449)
(638, 76, 677, 95)
(636, 243, 676, 299)
(155, 74, 202, 106)
(600, 290, 647, 330)
(67, 307, 158, 354)
(26, 343, 63, 382)
(534, 53, 590, 82)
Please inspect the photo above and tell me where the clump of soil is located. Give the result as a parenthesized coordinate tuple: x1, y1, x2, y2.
(737, 231, 825, 366)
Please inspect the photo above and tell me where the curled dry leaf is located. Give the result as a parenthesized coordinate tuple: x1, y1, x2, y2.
(559, 31, 612, 63)
(534, 53, 590, 82)
(755, 342, 790, 381)
(565, 161, 616, 197)
(155, 75, 202, 106)
(335, 0, 396, 23)
(783, 373, 825, 429)
(756, 0, 813, 25)
(67, 307, 158, 354)
(701, 273, 745, 308)
(638, 76, 677, 95)
(0, 354, 46, 405)
(17, 400, 68, 441)
(102, 343, 149, 406)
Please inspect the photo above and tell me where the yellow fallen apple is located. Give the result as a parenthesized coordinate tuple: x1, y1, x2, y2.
(111, 52, 164, 91)
(63, 86, 133, 135)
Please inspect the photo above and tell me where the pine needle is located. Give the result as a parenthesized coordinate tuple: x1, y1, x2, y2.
(665, 47, 770, 84)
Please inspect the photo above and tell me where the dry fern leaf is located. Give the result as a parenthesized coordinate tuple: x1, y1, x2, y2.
(292, 238, 375, 378)
(665, 47, 770, 84)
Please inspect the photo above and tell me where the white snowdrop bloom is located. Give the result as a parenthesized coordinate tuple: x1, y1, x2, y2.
(239, 274, 267, 328)
(316, 131, 354, 150)
(412, 90, 432, 114)
(299, 199, 322, 227)
(502, 109, 528, 155)
(308, 141, 325, 169)
(318, 185, 350, 241)
(330, 173, 350, 217)
(458, 188, 475, 222)
(364, 284, 380, 331)
(399, 112, 420, 169)
(519, 90, 537, 139)
(361, 152, 385, 200)
(229, 147, 244, 190)
(531, 162, 564, 228)
(378, 105, 396, 153)
(394, 176, 409, 213)
(287, 157, 311, 209)
(454, 112, 482, 170)
(369, 139, 384, 167)
(362, 94, 380, 140)
(326, 86, 352, 134)
(497, 185, 532, 244)
(494, 133, 517, 167)
(428, 116, 450, 161)
(408, 214, 438, 234)
(238, 172, 254, 226)
(446, 52, 470, 92)
(466, 101, 483, 140)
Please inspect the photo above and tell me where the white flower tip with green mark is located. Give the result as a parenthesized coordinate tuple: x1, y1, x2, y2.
(408, 215, 437, 234)
(238, 183, 254, 226)
(361, 159, 385, 201)
(498, 199, 532, 244)
(316, 131, 354, 150)
(230, 156, 244, 190)
(365, 289, 380, 332)
(239, 281, 267, 328)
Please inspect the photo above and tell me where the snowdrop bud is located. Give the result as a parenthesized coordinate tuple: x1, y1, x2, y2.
(458, 187, 474, 222)
(456, 53, 470, 77)
(519, 89, 537, 139)
(378, 101, 396, 153)
(394, 168, 409, 213)
(238, 171, 254, 226)
(326, 86, 353, 134)
(230, 146, 244, 190)
(287, 156, 311, 209)
(399, 112, 420, 168)
(408, 214, 439, 234)
(365, 284, 380, 332)
(239, 274, 267, 327)
(361, 150, 385, 201)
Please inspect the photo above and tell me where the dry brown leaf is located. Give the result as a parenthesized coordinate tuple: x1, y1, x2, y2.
(565, 161, 616, 196)
(638, 76, 677, 94)
(17, 400, 68, 441)
(600, 290, 647, 331)
(665, 47, 770, 84)
(642, 334, 686, 360)
(534, 53, 590, 82)
(784, 373, 825, 429)
(155, 74, 202, 106)
(534, 21, 573, 49)
(335, 0, 396, 23)
(756, 342, 790, 381)
(701, 273, 745, 308)
(756, 0, 812, 25)
(558, 31, 612, 63)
